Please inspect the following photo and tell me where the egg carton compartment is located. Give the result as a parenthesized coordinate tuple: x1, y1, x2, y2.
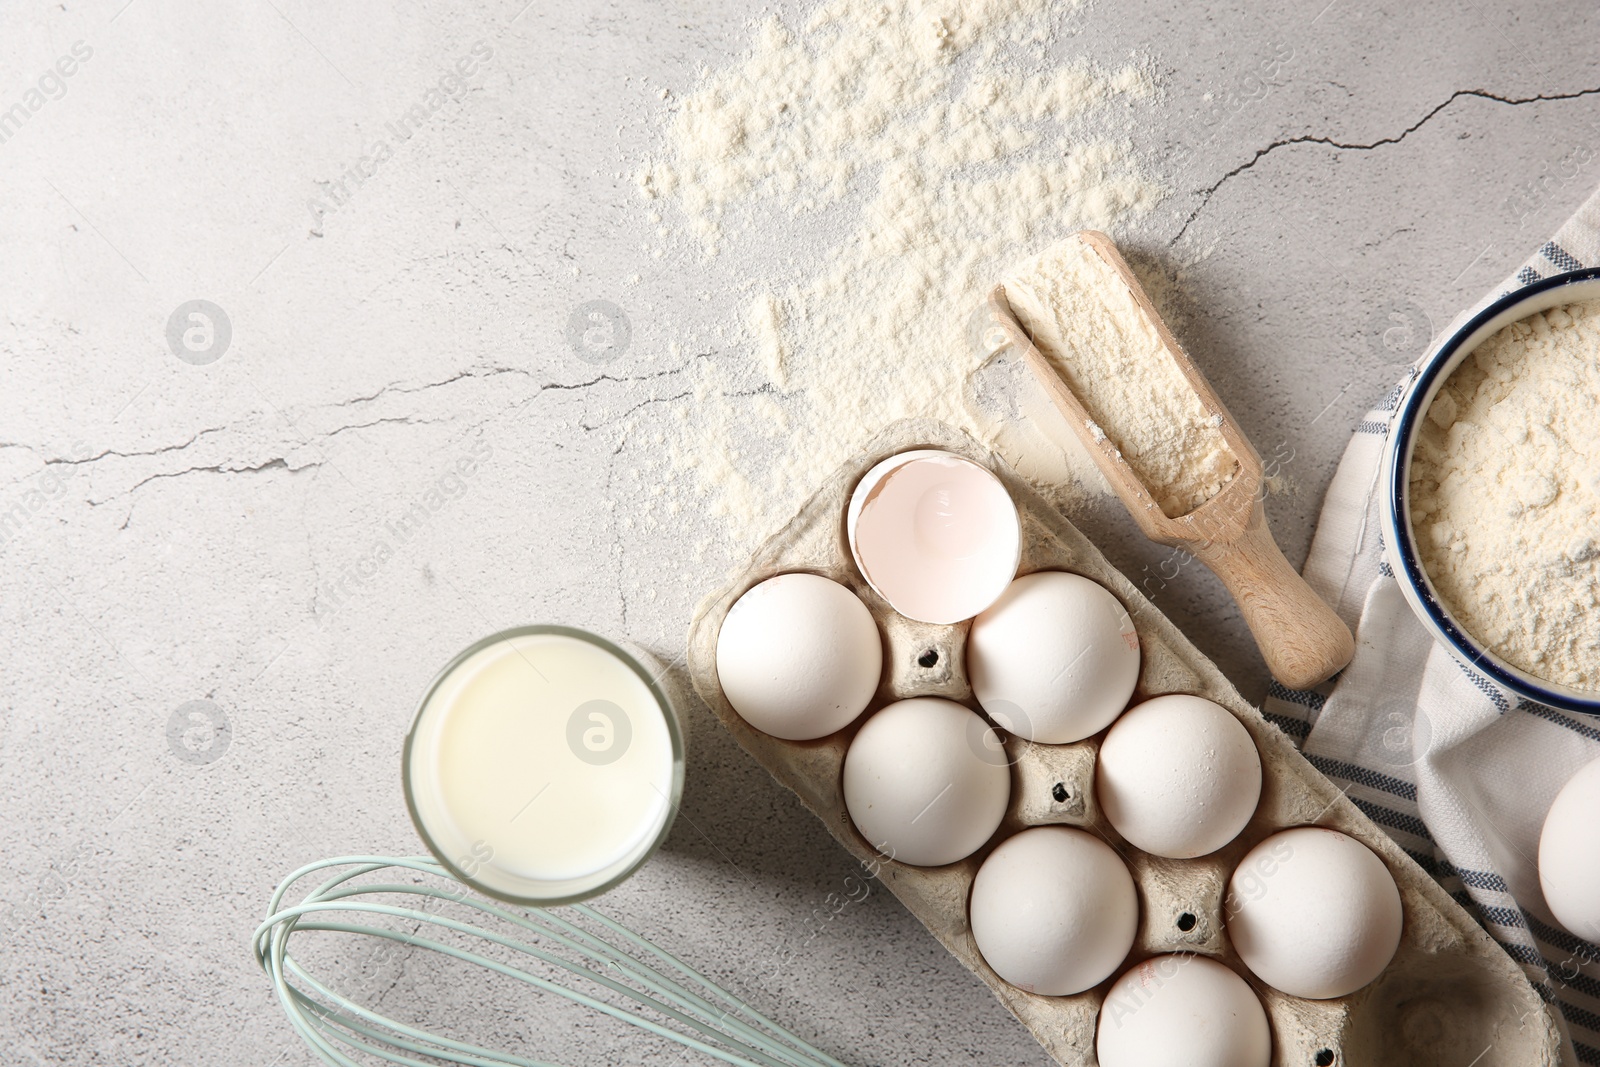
(686, 418, 1561, 1067)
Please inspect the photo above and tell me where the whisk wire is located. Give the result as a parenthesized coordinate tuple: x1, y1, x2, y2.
(308, 885, 816, 1067)
(570, 904, 852, 1067)
(277, 915, 798, 1067)
(256, 857, 848, 1067)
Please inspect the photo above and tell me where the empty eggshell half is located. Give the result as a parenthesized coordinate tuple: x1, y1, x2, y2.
(969, 826, 1138, 996)
(1096, 694, 1262, 858)
(716, 573, 882, 741)
(967, 570, 1140, 743)
(1226, 826, 1403, 1000)
(842, 697, 1010, 866)
(847, 450, 1021, 624)
(1096, 954, 1271, 1067)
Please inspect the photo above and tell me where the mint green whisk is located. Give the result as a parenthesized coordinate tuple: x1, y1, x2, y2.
(255, 856, 850, 1067)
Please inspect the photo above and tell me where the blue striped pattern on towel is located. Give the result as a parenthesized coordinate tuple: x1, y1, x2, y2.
(1264, 228, 1600, 1060)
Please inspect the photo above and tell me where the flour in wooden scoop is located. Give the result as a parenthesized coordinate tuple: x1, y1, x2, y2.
(1003, 237, 1237, 517)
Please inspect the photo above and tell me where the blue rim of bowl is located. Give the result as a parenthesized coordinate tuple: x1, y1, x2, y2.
(1386, 268, 1600, 715)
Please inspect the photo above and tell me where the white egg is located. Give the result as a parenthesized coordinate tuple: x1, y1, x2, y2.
(966, 571, 1140, 743)
(847, 450, 1021, 624)
(1096, 954, 1271, 1067)
(842, 697, 1009, 866)
(1539, 755, 1600, 942)
(969, 826, 1137, 995)
(716, 573, 881, 741)
(1226, 827, 1403, 999)
(1096, 694, 1262, 858)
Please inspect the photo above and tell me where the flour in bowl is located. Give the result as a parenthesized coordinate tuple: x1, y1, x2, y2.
(1409, 301, 1600, 692)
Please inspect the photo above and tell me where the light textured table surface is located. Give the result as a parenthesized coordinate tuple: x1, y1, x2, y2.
(4, 1, 1599, 1063)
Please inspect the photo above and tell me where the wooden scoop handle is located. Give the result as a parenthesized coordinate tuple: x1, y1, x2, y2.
(1190, 497, 1355, 689)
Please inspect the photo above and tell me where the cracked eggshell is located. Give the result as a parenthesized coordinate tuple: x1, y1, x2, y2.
(842, 697, 1009, 866)
(1096, 954, 1271, 1067)
(967, 570, 1140, 743)
(969, 826, 1137, 996)
(715, 573, 882, 741)
(1539, 755, 1600, 943)
(1226, 827, 1403, 1000)
(847, 450, 1020, 624)
(1096, 694, 1262, 859)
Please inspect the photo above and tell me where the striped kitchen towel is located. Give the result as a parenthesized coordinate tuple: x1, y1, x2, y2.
(1263, 183, 1600, 1066)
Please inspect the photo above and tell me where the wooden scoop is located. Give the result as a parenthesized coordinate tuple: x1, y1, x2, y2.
(988, 231, 1354, 689)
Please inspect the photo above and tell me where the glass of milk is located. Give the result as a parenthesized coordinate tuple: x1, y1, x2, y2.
(403, 626, 685, 905)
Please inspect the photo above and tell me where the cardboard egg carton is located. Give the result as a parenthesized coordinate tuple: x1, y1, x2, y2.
(685, 419, 1563, 1066)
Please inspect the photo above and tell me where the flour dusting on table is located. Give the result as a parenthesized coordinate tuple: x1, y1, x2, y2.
(635, 0, 1163, 546)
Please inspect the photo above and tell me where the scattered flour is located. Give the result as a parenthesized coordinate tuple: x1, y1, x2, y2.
(1410, 301, 1600, 692)
(635, 0, 1164, 545)
(747, 292, 790, 390)
(1001, 236, 1237, 516)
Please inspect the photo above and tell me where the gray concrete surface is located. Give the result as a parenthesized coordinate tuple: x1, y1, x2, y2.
(3, 1, 1599, 1064)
